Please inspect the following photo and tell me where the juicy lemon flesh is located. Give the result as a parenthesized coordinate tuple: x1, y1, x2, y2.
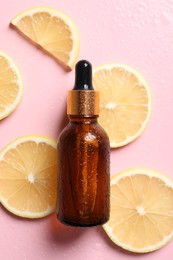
(0, 139, 57, 217)
(106, 172, 173, 252)
(0, 55, 21, 116)
(93, 66, 151, 147)
(16, 13, 72, 64)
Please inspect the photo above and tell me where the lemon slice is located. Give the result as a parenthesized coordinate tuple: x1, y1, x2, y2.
(0, 51, 23, 120)
(93, 64, 152, 147)
(0, 136, 57, 218)
(103, 169, 173, 253)
(10, 7, 80, 70)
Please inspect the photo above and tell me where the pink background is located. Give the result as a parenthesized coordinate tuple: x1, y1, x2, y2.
(0, 0, 173, 259)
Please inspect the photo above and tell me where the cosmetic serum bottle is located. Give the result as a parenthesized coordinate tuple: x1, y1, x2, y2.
(57, 60, 110, 227)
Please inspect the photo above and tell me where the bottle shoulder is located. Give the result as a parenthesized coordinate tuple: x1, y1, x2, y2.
(58, 121, 110, 146)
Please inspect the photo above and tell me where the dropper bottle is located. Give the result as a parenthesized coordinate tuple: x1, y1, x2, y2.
(57, 60, 110, 227)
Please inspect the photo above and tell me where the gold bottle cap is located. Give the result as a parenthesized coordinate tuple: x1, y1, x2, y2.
(67, 90, 99, 116)
(67, 60, 99, 116)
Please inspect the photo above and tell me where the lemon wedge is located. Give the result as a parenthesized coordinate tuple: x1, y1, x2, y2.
(10, 7, 80, 70)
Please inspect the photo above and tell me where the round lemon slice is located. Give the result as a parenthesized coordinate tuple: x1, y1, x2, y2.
(0, 51, 23, 120)
(103, 169, 173, 253)
(93, 64, 152, 147)
(0, 136, 57, 218)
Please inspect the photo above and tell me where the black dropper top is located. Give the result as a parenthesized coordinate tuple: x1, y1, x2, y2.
(73, 60, 94, 90)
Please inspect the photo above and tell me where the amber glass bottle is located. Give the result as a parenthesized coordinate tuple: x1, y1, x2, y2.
(57, 60, 110, 227)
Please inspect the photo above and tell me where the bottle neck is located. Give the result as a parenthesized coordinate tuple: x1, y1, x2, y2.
(68, 115, 98, 123)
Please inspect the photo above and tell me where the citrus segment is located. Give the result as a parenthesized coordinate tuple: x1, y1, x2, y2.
(10, 7, 80, 70)
(103, 169, 173, 253)
(0, 51, 23, 120)
(0, 136, 57, 218)
(93, 64, 152, 147)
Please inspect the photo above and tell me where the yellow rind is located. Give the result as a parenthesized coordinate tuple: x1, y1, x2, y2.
(10, 6, 80, 70)
(0, 135, 57, 218)
(0, 51, 23, 120)
(103, 168, 173, 253)
(93, 63, 152, 148)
